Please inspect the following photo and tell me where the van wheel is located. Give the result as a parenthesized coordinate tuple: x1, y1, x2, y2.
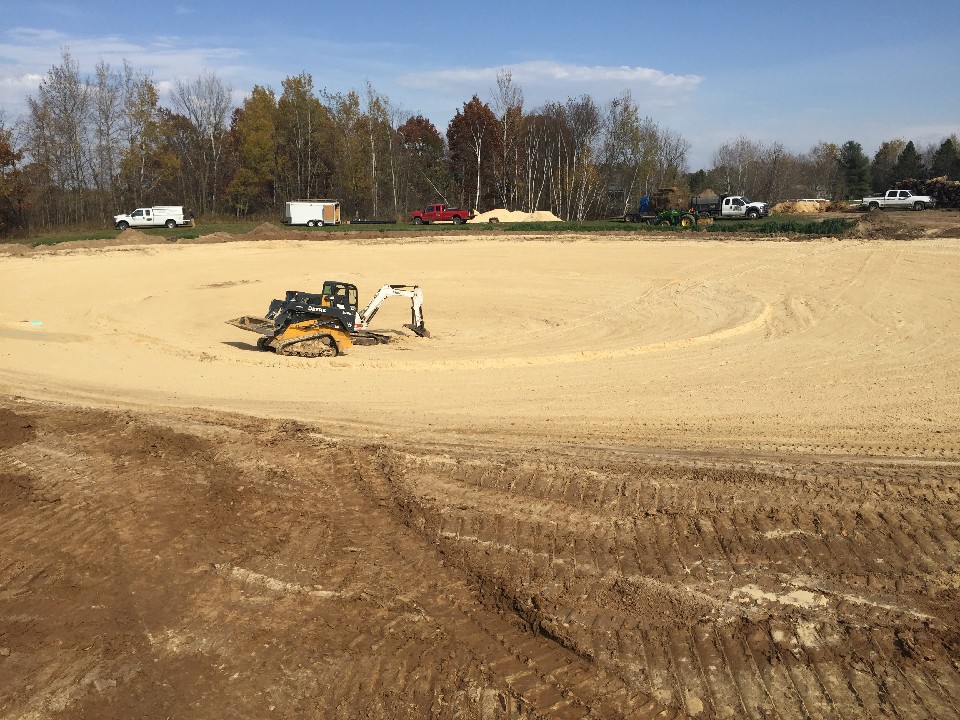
(165, 219, 176, 228)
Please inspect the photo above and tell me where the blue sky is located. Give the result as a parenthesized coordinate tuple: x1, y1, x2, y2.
(1, 0, 958, 169)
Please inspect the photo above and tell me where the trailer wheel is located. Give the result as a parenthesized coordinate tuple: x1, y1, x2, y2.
(165, 219, 177, 228)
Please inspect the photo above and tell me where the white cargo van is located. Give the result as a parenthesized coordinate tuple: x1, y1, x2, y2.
(114, 206, 185, 229)
(284, 200, 341, 227)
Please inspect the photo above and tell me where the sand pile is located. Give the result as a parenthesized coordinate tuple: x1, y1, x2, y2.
(468, 209, 562, 223)
(246, 222, 286, 238)
(116, 228, 155, 243)
(771, 200, 825, 214)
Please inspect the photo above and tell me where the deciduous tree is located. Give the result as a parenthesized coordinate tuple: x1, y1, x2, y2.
(229, 85, 278, 214)
(870, 139, 906, 192)
(171, 70, 234, 214)
(447, 96, 501, 211)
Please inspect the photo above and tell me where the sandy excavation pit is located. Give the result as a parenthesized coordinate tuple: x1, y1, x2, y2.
(1, 228, 960, 719)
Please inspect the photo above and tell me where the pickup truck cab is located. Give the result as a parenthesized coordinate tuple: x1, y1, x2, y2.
(410, 204, 474, 225)
(861, 190, 935, 211)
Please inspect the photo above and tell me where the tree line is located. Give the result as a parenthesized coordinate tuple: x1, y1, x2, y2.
(2, 52, 959, 236)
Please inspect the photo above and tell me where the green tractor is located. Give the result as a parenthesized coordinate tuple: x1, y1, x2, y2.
(652, 208, 699, 227)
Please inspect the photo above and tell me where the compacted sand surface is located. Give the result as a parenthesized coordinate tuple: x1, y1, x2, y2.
(1, 226, 959, 719)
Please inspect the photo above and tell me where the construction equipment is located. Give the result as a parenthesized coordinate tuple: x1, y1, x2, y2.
(227, 280, 428, 357)
(620, 191, 699, 226)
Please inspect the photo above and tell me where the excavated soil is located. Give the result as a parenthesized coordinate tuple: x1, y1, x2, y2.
(2, 213, 960, 719)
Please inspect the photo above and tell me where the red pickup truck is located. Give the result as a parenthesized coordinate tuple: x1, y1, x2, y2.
(410, 203, 474, 225)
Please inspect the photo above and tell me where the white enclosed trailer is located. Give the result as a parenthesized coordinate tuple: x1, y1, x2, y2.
(284, 200, 341, 226)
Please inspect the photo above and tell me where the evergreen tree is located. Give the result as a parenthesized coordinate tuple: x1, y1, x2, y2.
(891, 141, 925, 183)
(931, 137, 960, 179)
(838, 140, 871, 198)
(687, 169, 708, 195)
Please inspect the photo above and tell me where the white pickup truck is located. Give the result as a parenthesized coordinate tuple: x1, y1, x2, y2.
(691, 194, 770, 220)
(861, 190, 936, 211)
(113, 205, 186, 229)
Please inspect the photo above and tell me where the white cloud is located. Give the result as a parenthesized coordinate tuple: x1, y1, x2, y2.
(0, 27, 249, 120)
(399, 60, 702, 110)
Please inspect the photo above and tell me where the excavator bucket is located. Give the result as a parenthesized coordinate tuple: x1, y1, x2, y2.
(405, 321, 429, 338)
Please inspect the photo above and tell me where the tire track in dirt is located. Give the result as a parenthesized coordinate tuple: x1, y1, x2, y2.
(370, 445, 960, 719)
(3, 400, 960, 719)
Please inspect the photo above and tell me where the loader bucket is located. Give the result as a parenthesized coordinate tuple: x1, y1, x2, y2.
(226, 316, 277, 336)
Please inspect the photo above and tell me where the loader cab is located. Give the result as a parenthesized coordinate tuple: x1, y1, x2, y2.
(321, 281, 359, 310)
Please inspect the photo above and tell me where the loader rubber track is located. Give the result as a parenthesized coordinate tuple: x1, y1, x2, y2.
(274, 333, 339, 357)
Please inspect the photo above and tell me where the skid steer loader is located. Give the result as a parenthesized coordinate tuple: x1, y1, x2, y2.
(226, 280, 428, 357)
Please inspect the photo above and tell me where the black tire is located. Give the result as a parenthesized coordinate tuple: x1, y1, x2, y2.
(746, 209, 759, 220)
(317, 219, 325, 226)
(914, 201, 925, 211)
(680, 213, 696, 227)
(306, 219, 316, 227)
(869, 202, 880, 211)
(658, 219, 671, 227)
(117, 221, 129, 230)
(413, 217, 423, 225)
(452, 215, 464, 224)
(165, 219, 176, 228)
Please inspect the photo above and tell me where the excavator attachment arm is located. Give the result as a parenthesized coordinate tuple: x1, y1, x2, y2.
(356, 284, 428, 337)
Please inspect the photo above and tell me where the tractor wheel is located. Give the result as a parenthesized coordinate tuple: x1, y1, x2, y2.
(658, 219, 671, 226)
(680, 213, 696, 227)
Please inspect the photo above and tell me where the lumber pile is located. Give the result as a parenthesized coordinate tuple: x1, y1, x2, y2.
(895, 176, 960, 209)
